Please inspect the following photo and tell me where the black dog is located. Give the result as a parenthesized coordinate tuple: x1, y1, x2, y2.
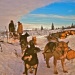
(20, 32, 30, 54)
(22, 40, 39, 75)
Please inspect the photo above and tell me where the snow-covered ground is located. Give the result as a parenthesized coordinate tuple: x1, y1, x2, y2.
(0, 29, 75, 75)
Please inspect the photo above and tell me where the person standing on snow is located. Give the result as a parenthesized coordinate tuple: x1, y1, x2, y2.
(9, 20, 15, 38)
(17, 21, 23, 39)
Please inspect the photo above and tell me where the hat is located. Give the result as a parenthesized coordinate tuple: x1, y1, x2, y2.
(11, 20, 13, 22)
(18, 21, 20, 23)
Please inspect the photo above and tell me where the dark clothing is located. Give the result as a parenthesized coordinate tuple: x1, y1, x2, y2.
(9, 22, 15, 32)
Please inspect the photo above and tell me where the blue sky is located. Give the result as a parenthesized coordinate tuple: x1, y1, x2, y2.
(20, 1, 75, 28)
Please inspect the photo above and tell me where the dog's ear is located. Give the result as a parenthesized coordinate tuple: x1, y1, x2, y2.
(24, 32, 30, 37)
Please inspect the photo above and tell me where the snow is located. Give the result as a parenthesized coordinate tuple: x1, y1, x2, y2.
(0, 29, 75, 75)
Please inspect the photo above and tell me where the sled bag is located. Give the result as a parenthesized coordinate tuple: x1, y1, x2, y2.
(66, 50, 75, 60)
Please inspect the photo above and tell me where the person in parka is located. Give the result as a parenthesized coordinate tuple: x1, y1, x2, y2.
(17, 21, 23, 38)
(9, 20, 15, 33)
(9, 20, 15, 38)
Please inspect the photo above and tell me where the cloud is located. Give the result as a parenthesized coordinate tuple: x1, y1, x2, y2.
(26, 14, 75, 21)
(21, 14, 75, 29)
(60, 0, 75, 2)
(0, 0, 60, 31)
(68, 10, 73, 13)
(50, 15, 75, 21)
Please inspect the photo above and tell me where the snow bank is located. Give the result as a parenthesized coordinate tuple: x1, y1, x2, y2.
(0, 29, 75, 75)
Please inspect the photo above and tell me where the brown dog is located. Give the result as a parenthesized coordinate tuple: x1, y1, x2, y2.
(43, 41, 69, 74)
